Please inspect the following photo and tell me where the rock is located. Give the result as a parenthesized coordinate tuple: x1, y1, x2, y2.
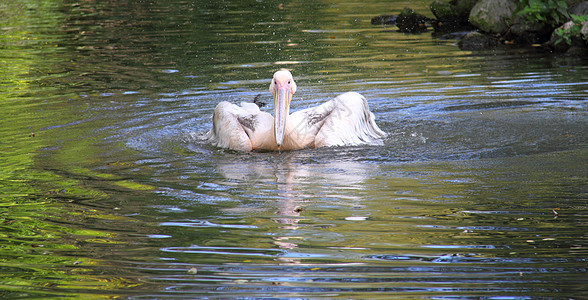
(430, 0, 455, 19)
(469, 0, 517, 34)
(396, 7, 433, 33)
(436, 31, 472, 40)
(565, 45, 588, 56)
(453, 0, 479, 13)
(567, 0, 585, 7)
(458, 31, 500, 50)
(430, 0, 477, 33)
(371, 14, 397, 25)
(506, 0, 588, 45)
(432, 20, 476, 34)
(568, 1, 588, 16)
(545, 19, 588, 52)
(545, 24, 571, 52)
(509, 14, 553, 44)
(545, 21, 574, 52)
(430, 0, 477, 21)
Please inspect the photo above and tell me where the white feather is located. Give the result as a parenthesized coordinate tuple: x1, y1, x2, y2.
(207, 71, 386, 151)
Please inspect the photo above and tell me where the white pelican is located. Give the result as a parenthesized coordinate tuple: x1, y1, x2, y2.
(207, 70, 386, 151)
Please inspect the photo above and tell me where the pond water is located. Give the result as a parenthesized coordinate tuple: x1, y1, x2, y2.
(1, 0, 587, 298)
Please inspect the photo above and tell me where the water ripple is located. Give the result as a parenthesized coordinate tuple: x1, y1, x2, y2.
(159, 219, 257, 229)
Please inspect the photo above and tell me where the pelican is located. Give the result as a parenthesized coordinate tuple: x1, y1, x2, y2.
(207, 70, 386, 151)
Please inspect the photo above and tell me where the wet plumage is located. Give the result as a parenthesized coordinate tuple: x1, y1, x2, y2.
(207, 70, 386, 151)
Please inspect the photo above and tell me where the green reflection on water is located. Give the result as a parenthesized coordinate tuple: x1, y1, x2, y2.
(0, 170, 136, 296)
(0, 0, 145, 295)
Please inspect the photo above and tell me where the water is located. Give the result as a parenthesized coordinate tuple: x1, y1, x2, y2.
(1, 0, 587, 298)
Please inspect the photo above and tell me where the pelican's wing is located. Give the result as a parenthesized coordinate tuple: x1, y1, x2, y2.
(207, 101, 273, 151)
(289, 92, 387, 148)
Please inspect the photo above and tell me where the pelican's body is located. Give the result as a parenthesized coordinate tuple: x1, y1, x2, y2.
(207, 70, 386, 151)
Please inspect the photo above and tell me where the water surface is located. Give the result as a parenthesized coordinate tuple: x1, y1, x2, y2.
(1, 0, 587, 298)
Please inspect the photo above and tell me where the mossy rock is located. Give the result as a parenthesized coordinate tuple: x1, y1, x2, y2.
(469, 0, 517, 33)
(458, 31, 500, 50)
(430, 0, 477, 32)
(396, 7, 432, 33)
(430, 0, 477, 20)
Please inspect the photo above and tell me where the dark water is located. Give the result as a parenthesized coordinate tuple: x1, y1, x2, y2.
(1, 0, 587, 298)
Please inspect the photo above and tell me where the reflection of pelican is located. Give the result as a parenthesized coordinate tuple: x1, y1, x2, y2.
(207, 70, 386, 151)
(216, 155, 374, 258)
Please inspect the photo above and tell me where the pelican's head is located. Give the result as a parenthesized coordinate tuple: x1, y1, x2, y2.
(269, 69, 297, 147)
